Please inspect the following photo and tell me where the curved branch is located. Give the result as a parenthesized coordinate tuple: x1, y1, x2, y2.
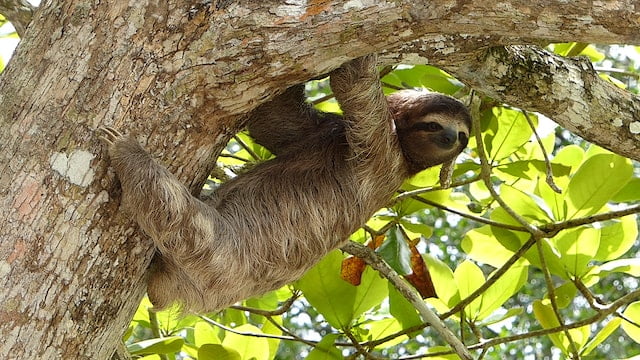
(0, 0, 34, 37)
(448, 45, 640, 162)
(341, 241, 473, 360)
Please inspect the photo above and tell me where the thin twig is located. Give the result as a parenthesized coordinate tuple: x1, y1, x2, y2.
(233, 135, 261, 161)
(230, 292, 300, 316)
(522, 110, 561, 193)
(405, 195, 528, 232)
(200, 315, 305, 343)
(393, 175, 481, 203)
(404, 289, 640, 358)
(535, 237, 581, 358)
(540, 204, 640, 237)
(148, 309, 170, 360)
(442, 235, 536, 319)
(341, 241, 474, 360)
(471, 99, 544, 238)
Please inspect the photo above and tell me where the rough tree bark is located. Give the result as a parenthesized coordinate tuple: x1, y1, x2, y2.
(0, 0, 638, 358)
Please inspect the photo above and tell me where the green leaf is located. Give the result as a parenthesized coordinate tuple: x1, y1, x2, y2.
(297, 250, 386, 329)
(400, 219, 433, 239)
(222, 324, 269, 360)
(364, 318, 404, 349)
(524, 238, 567, 279)
(382, 65, 463, 94)
(476, 262, 528, 320)
(499, 184, 554, 224)
(307, 334, 342, 360)
(198, 344, 241, 360)
(611, 177, 640, 202)
(598, 258, 640, 276)
(127, 336, 184, 355)
(554, 227, 600, 277)
(533, 300, 590, 354)
(554, 282, 578, 309)
(454, 260, 485, 319)
(565, 153, 633, 219)
(461, 226, 516, 268)
(376, 226, 412, 275)
(296, 250, 357, 328)
(261, 318, 283, 360)
(495, 160, 570, 181)
(484, 107, 533, 162)
(595, 215, 638, 261)
(388, 282, 421, 330)
(622, 302, 640, 343)
(477, 307, 523, 326)
(194, 321, 220, 347)
(423, 254, 459, 308)
(352, 266, 388, 319)
(582, 318, 621, 356)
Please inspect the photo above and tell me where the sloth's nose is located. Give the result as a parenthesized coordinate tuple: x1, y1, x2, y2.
(437, 128, 458, 149)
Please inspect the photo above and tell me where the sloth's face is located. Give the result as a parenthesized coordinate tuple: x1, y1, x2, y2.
(388, 91, 471, 174)
(397, 112, 470, 172)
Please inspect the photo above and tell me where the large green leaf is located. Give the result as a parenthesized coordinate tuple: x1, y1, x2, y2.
(524, 238, 567, 279)
(533, 300, 590, 354)
(388, 282, 421, 330)
(595, 215, 638, 261)
(364, 318, 404, 349)
(611, 177, 640, 202)
(423, 254, 459, 308)
(381, 65, 463, 94)
(582, 318, 621, 356)
(621, 302, 640, 343)
(476, 261, 528, 320)
(222, 324, 269, 360)
(296, 250, 387, 329)
(483, 107, 533, 162)
(554, 227, 600, 277)
(296, 250, 357, 328)
(454, 260, 485, 319)
(598, 258, 640, 276)
(461, 226, 517, 267)
(352, 266, 388, 320)
(565, 153, 633, 219)
(499, 184, 554, 224)
(198, 344, 241, 360)
(194, 321, 220, 347)
(127, 336, 184, 356)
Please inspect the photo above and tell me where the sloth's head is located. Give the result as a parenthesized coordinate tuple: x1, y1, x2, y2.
(388, 90, 471, 174)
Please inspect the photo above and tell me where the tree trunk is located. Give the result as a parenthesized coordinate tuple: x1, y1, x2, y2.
(0, 0, 638, 358)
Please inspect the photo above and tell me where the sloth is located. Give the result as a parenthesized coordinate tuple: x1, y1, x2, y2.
(99, 55, 471, 313)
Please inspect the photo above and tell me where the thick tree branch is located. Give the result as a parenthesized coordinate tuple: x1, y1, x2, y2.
(448, 45, 640, 162)
(1, 1, 639, 358)
(0, 0, 34, 37)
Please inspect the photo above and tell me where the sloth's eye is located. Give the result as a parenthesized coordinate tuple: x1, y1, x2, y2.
(415, 122, 443, 132)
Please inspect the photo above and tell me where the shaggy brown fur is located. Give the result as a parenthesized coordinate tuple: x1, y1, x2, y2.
(99, 55, 471, 313)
